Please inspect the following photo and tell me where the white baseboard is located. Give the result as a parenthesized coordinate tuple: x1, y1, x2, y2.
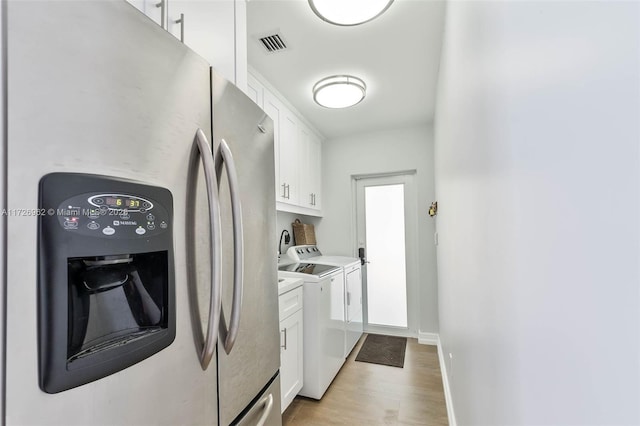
(417, 331, 439, 345)
(437, 336, 457, 426)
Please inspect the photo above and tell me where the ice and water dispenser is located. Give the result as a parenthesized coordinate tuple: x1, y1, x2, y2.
(38, 173, 175, 393)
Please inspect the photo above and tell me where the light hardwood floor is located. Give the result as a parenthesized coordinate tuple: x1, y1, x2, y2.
(282, 335, 449, 425)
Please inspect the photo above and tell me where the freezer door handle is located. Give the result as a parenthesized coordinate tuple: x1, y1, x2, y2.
(195, 128, 223, 370)
(220, 139, 244, 355)
(255, 394, 274, 426)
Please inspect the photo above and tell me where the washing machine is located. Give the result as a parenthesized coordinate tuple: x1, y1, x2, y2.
(285, 245, 363, 357)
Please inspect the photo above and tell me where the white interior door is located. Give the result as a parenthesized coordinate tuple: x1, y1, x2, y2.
(355, 173, 418, 337)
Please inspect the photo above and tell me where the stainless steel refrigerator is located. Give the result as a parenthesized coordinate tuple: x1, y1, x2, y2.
(2, 1, 281, 424)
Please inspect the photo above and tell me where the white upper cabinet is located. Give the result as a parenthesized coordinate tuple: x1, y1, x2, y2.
(261, 88, 303, 209)
(299, 124, 322, 210)
(126, 0, 164, 27)
(249, 71, 323, 215)
(167, 0, 234, 84)
(126, 0, 247, 91)
(246, 73, 264, 108)
(309, 134, 322, 210)
(262, 89, 283, 200)
(279, 111, 300, 206)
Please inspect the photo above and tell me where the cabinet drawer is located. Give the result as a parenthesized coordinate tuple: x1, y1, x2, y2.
(279, 286, 303, 320)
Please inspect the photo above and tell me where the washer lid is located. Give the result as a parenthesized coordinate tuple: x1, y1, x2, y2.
(278, 262, 340, 278)
(305, 255, 360, 268)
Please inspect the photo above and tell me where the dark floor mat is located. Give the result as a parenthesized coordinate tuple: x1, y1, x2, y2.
(355, 334, 407, 368)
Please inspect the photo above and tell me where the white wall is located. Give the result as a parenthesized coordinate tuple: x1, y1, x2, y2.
(435, 1, 640, 425)
(276, 211, 322, 259)
(318, 124, 438, 335)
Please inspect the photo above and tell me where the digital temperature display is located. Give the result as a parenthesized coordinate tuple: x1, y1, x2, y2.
(89, 194, 152, 211)
(105, 197, 140, 208)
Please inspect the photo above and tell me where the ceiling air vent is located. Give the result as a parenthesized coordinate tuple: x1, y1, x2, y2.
(259, 34, 288, 53)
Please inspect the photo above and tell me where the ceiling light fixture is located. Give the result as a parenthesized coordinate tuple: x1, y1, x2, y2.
(313, 75, 366, 109)
(308, 0, 394, 26)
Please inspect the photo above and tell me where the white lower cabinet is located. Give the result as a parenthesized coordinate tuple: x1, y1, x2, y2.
(279, 286, 304, 413)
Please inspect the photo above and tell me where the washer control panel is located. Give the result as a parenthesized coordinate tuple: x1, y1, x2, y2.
(287, 245, 322, 261)
(56, 192, 170, 239)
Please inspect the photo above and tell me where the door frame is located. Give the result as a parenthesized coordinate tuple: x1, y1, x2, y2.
(352, 171, 419, 338)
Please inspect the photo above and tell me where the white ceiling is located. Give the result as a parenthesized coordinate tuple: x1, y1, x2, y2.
(246, 0, 446, 140)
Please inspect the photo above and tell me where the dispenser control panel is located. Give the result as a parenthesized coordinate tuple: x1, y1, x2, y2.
(56, 192, 170, 239)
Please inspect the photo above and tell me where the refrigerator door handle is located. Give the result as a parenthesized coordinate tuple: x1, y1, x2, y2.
(255, 394, 274, 426)
(195, 128, 223, 370)
(220, 139, 244, 355)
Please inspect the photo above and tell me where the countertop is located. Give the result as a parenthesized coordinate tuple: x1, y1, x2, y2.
(277, 276, 303, 295)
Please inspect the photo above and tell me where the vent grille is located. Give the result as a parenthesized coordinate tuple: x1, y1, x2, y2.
(259, 34, 288, 53)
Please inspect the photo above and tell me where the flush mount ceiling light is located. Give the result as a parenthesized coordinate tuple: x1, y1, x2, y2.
(308, 0, 394, 26)
(313, 75, 366, 109)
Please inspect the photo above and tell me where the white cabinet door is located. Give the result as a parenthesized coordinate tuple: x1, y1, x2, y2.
(167, 0, 236, 84)
(298, 124, 322, 210)
(280, 309, 303, 413)
(127, 0, 246, 88)
(298, 124, 313, 209)
(263, 90, 283, 200)
(279, 109, 299, 205)
(126, 0, 164, 27)
(250, 73, 323, 214)
(346, 267, 362, 322)
(262, 86, 300, 207)
(345, 266, 363, 355)
(247, 73, 264, 108)
(307, 131, 322, 210)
